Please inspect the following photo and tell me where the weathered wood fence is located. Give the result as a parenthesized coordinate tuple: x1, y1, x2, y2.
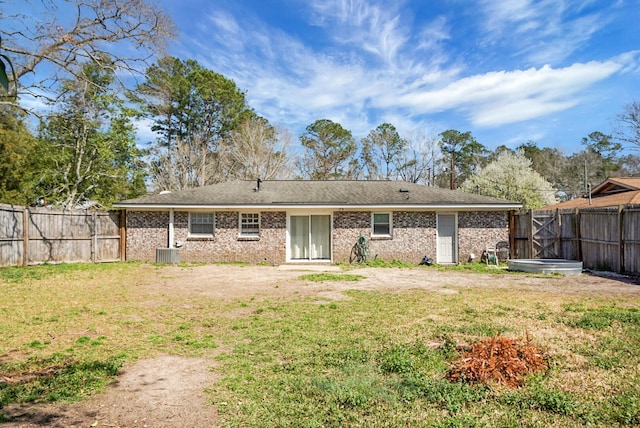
(0, 204, 124, 267)
(511, 205, 640, 274)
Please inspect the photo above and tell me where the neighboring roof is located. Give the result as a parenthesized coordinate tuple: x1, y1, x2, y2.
(114, 180, 522, 210)
(542, 192, 640, 210)
(591, 177, 640, 195)
(541, 177, 640, 209)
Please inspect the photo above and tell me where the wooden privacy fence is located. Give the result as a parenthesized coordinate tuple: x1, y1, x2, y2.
(0, 204, 124, 267)
(511, 205, 640, 274)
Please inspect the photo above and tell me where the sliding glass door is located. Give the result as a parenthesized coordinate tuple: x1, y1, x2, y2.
(290, 215, 310, 259)
(289, 215, 331, 260)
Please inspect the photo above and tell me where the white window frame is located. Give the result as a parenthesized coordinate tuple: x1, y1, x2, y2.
(188, 212, 215, 237)
(371, 212, 392, 237)
(239, 212, 260, 237)
(286, 211, 333, 262)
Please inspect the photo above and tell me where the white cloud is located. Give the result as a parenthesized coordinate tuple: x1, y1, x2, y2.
(17, 92, 50, 115)
(204, 11, 244, 51)
(308, 0, 409, 64)
(503, 130, 548, 149)
(472, 99, 578, 127)
(478, 0, 610, 64)
(133, 117, 161, 145)
(614, 50, 640, 74)
(394, 61, 622, 126)
(170, 0, 634, 143)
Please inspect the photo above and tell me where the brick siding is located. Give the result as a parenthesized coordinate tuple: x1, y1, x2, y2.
(126, 211, 169, 262)
(126, 211, 287, 264)
(333, 211, 437, 263)
(127, 209, 510, 265)
(458, 211, 510, 262)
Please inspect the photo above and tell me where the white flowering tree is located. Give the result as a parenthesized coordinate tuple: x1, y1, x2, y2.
(461, 150, 557, 209)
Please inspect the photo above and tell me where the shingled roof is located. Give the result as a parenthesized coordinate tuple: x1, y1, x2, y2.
(115, 180, 521, 210)
(541, 177, 640, 209)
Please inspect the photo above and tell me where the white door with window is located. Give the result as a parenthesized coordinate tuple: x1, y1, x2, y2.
(288, 215, 331, 261)
(437, 214, 457, 264)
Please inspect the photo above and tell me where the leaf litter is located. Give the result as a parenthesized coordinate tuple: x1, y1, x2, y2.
(446, 332, 548, 388)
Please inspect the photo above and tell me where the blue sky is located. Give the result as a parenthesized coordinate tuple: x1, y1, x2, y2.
(153, 0, 639, 154)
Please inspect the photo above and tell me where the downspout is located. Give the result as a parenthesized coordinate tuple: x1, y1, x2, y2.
(168, 209, 174, 249)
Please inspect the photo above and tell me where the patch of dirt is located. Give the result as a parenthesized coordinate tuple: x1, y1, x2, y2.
(2, 356, 217, 428)
(149, 264, 640, 300)
(2, 264, 639, 427)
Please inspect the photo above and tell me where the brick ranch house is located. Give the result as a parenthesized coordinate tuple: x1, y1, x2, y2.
(114, 180, 522, 265)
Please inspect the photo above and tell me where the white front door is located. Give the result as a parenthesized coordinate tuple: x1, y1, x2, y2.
(289, 215, 331, 261)
(437, 214, 457, 264)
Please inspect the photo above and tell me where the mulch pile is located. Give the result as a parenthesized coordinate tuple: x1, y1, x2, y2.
(446, 333, 548, 388)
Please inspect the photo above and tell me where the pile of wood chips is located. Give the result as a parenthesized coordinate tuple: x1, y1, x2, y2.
(446, 333, 547, 388)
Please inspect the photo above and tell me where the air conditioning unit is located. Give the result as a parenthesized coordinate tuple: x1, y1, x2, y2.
(156, 248, 179, 265)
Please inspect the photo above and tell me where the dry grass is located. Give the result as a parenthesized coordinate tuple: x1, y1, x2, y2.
(1, 262, 639, 426)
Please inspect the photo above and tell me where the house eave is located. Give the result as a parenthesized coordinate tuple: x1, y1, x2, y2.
(113, 203, 522, 211)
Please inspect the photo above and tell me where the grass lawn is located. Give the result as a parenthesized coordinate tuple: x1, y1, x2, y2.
(1, 262, 639, 427)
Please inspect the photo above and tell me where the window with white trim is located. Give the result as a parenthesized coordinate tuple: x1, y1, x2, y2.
(372, 212, 391, 236)
(189, 212, 214, 236)
(240, 213, 260, 236)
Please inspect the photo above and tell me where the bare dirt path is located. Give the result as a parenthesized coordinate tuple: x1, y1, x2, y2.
(3, 264, 638, 427)
(4, 356, 217, 427)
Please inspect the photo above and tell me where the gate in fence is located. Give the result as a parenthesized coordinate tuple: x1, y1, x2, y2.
(511, 205, 640, 275)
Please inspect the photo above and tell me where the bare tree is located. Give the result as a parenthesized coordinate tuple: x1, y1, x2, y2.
(0, 0, 174, 111)
(221, 116, 293, 181)
(396, 134, 440, 185)
(615, 100, 640, 151)
(148, 137, 202, 192)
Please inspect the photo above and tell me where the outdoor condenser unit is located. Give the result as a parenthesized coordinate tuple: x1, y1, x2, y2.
(156, 248, 180, 264)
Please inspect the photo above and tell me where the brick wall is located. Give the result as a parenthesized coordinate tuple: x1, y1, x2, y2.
(458, 211, 510, 262)
(333, 211, 370, 262)
(126, 211, 287, 264)
(127, 211, 169, 262)
(333, 211, 437, 263)
(127, 209, 510, 265)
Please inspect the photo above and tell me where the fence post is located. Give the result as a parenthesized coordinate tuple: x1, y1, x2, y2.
(22, 207, 29, 267)
(528, 209, 534, 259)
(575, 208, 582, 262)
(509, 210, 515, 259)
(618, 205, 624, 273)
(555, 208, 561, 258)
(120, 210, 126, 262)
(91, 211, 97, 263)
